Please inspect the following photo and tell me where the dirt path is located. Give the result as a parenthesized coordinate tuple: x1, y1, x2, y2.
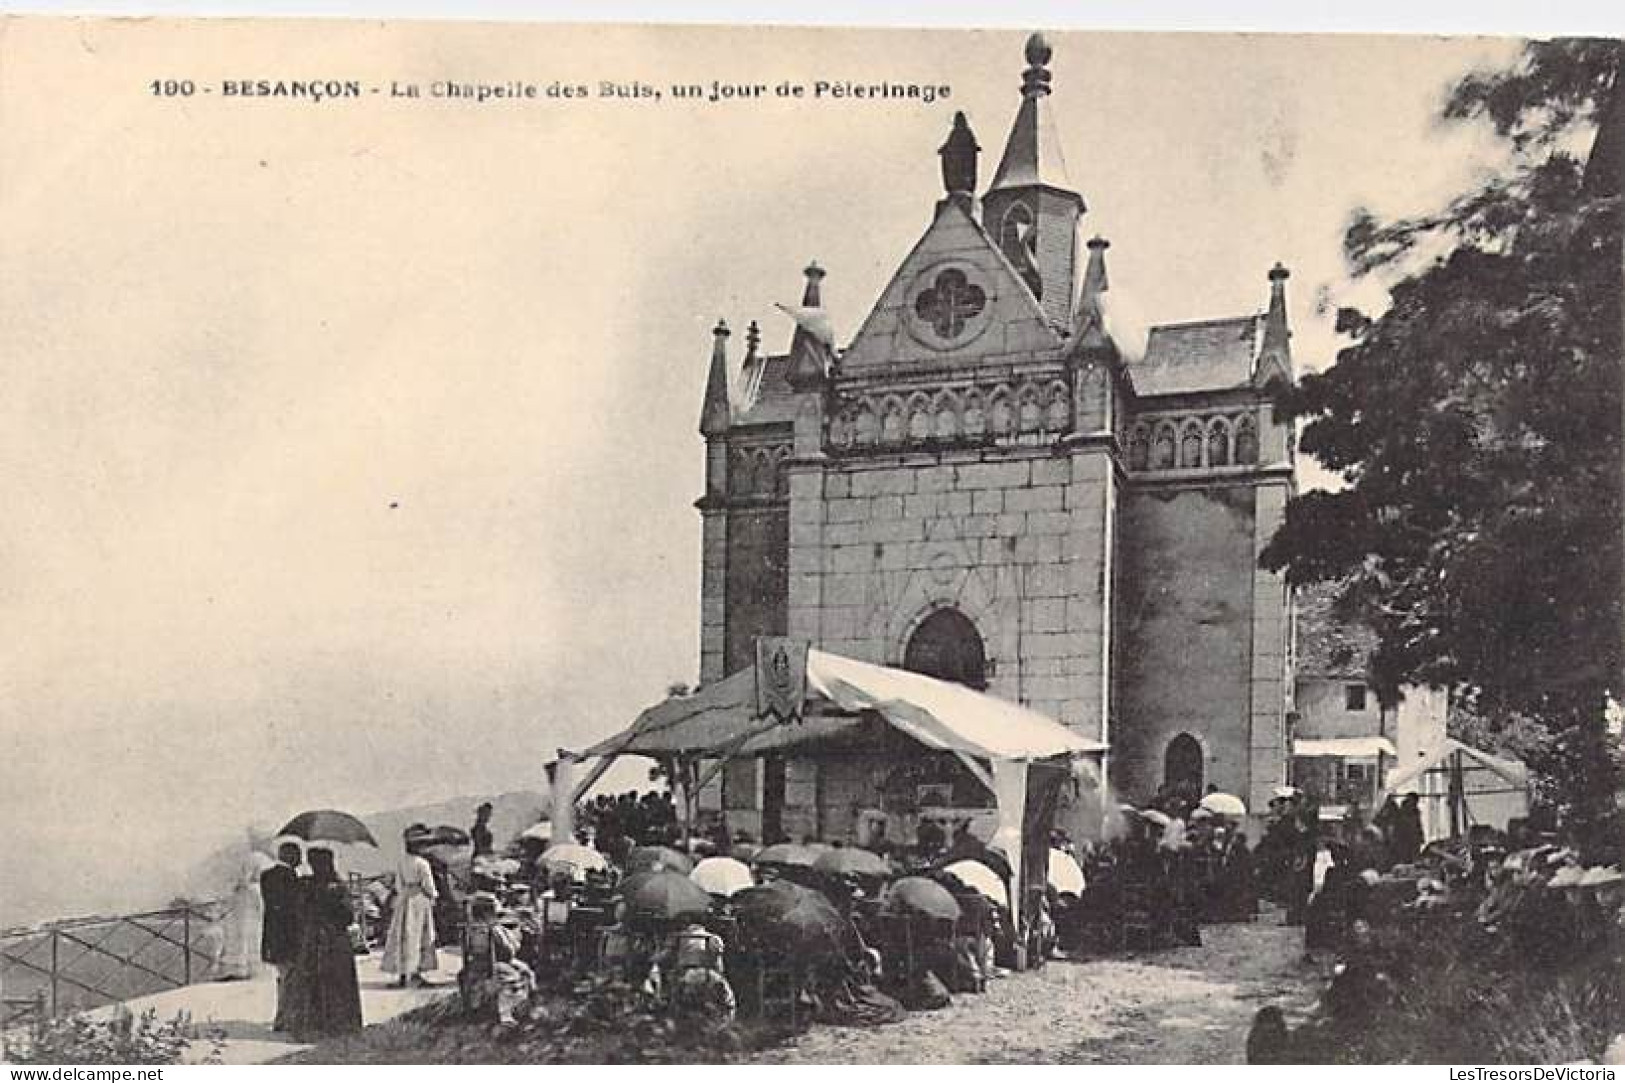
(752, 919, 1321, 1065)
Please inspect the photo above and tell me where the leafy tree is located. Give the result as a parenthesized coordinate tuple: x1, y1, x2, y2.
(1262, 39, 1623, 850)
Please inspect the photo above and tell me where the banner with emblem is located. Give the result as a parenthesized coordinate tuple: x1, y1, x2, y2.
(755, 637, 809, 725)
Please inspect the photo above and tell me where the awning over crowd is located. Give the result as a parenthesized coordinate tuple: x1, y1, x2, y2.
(1293, 736, 1397, 759)
(575, 644, 1105, 927)
(1382, 738, 1530, 841)
(583, 647, 1104, 763)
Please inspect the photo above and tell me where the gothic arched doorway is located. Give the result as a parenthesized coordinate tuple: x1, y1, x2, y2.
(1163, 733, 1204, 795)
(903, 608, 987, 690)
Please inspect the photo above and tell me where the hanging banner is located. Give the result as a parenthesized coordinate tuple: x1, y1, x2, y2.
(755, 637, 809, 725)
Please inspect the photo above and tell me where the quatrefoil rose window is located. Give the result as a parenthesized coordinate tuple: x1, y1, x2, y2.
(913, 268, 986, 341)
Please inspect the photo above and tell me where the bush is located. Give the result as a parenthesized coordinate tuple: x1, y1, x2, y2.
(2, 1006, 224, 1065)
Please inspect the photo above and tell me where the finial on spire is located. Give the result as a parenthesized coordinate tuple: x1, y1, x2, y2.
(745, 319, 760, 360)
(1021, 32, 1054, 98)
(801, 261, 825, 308)
(699, 318, 732, 436)
(939, 111, 980, 197)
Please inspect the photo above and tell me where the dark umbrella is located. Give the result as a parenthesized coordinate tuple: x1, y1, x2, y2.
(626, 845, 694, 875)
(730, 842, 761, 863)
(423, 825, 471, 848)
(939, 846, 1013, 882)
(733, 880, 861, 962)
(619, 870, 712, 929)
(277, 809, 379, 848)
(754, 842, 821, 868)
(813, 846, 891, 880)
(883, 876, 962, 921)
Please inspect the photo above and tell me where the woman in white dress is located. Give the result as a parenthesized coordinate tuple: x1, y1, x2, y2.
(381, 829, 440, 986)
(217, 828, 274, 980)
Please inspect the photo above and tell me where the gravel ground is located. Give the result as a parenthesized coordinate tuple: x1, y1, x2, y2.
(752, 918, 1322, 1065)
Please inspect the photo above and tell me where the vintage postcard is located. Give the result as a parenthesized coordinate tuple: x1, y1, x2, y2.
(1, 16, 1621, 1067)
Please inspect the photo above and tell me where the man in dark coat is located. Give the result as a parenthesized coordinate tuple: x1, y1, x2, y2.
(260, 840, 304, 1031)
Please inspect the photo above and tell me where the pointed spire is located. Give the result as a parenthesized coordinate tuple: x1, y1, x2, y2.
(1263, 263, 1291, 352)
(699, 318, 732, 436)
(785, 262, 833, 391)
(1073, 236, 1116, 359)
(986, 32, 1080, 202)
(1255, 263, 1294, 386)
(939, 111, 981, 202)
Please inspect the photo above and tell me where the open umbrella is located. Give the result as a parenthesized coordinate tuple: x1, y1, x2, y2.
(940, 860, 1009, 909)
(730, 842, 761, 863)
(755, 842, 821, 868)
(883, 876, 962, 922)
(690, 856, 755, 897)
(1047, 849, 1086, 896)
(541, 842, 608, 881)
(519, 821, 552, 842)
(626, 845, 694, 875)
(1198, 792, 1247, 818)
(278, 809, 379, 847)
(620, 870, 713, 929)
(733, 880, 860, 961)
(812, 847, 890, 880)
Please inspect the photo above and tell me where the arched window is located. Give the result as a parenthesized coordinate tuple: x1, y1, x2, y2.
(1128, 425, 1150, 471)
(1152, 424, 1177, 469)
(1235, 415, 1259, 464)
(1207, 418, 1231, 467)
(1180, 421, 1204, 468)
(903, 608, 987, 690)
(1164, 733, 1204, 794)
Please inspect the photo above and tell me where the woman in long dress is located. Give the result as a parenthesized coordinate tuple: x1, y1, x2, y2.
(218, 835, 274, 980)
(285, 847, 363, 1039)
(381, 832, 440, 986)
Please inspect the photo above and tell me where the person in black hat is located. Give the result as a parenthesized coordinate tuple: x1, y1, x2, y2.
(260, 840, 304, 1031)
(471, 802, 495, 858)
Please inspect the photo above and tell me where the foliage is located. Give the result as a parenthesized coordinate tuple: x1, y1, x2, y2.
(2, 1006, 224, 1065)
(280, 978, 754, 1065)
(1261, 39, 1624, 840)
(1282, 909, 1623, 1064)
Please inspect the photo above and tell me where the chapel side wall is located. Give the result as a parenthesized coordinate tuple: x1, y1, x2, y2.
(785, 452, 1109, 735)
(1114, 485, 1257, 804)
(722, 507, 788, 676)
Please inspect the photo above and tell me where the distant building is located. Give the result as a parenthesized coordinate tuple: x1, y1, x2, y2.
(1289, 583, 1447, 821)
(690, 34, 1300, 844)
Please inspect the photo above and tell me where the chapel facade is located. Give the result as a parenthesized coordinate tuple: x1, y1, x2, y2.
(694, 34, 1297, 841)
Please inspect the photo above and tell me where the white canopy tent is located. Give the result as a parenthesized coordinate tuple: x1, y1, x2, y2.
(1382, 738, 1530, 841)
(568, 645, 1106, 931)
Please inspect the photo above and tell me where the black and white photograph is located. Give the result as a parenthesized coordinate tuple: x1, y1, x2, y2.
(0, 11, 1621, 1067)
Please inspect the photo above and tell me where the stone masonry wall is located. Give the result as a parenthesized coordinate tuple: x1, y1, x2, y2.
(1115, 484, 1257, 804)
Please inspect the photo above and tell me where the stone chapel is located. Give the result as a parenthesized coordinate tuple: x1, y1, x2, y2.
(693, 34, 1298, 841)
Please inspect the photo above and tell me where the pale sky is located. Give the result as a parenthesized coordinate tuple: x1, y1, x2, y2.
(0, 19, 1519, 924)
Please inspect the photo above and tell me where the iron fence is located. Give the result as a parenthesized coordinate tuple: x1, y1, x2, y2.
(0, 905, 215, 1018)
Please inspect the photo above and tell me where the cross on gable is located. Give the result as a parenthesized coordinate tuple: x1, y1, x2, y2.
(914, 268, 986, 340)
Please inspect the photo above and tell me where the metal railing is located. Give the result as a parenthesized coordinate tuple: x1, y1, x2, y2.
(1, 905, 215, 1019)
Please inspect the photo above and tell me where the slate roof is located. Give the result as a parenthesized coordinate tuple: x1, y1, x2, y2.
(1130, 314, 1262, 397)
(1296, 582, 1380, 680)
(734, 352, 796, 426)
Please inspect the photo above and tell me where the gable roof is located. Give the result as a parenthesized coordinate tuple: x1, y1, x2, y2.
(1130, 314, 1262, 397)
(733, 352, 795, 427)
(840, 199, 1063, 370)
(1296, 581, 1379, 680)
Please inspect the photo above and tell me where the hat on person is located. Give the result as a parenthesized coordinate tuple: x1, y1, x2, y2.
(1272, 785, 1300, 801)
